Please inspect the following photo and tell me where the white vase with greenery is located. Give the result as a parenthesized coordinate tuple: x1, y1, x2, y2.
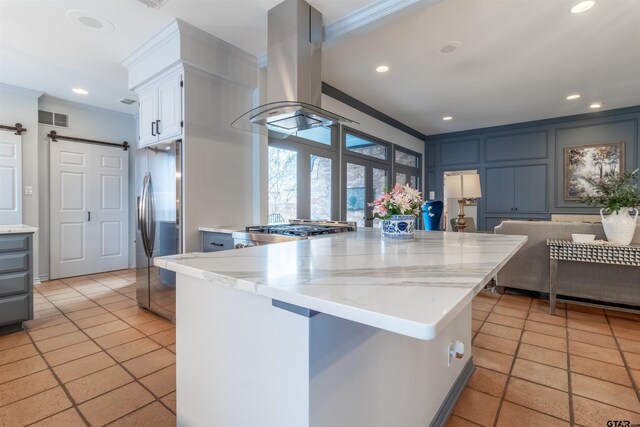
(583, 169, 640, 245)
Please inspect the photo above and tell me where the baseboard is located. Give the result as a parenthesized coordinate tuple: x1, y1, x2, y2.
(429, 357, 475, 427)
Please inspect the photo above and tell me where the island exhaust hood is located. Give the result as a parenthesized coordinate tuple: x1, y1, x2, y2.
(231, 0, 357, 136)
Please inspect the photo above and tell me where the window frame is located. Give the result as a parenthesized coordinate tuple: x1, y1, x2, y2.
(268, 126, 340, 221)
(393, 145, 422, 190)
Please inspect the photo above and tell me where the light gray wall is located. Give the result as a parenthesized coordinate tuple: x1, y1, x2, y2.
(38, 96, 136, 280)
(0, 84, 43, 280)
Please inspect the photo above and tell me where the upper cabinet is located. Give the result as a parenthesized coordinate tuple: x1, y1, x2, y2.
(486, 165, 547, 214)
(138, 71, 183, 147)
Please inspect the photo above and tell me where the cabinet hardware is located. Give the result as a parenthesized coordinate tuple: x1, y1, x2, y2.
(151, 121, 156, 136)
(210, 242, 224, 247)
(88, 212, 91, 222)
(156, 120, 161, 134)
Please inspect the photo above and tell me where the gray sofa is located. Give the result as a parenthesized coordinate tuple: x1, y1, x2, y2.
(494, 220, 640, 307)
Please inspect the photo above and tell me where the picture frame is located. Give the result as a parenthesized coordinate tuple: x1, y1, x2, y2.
(564, 141, 625, 201)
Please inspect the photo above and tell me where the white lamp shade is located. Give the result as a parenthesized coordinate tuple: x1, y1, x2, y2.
(444, 174, 482, 199)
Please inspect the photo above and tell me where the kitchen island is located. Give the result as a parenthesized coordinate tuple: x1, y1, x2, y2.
(156, 228, 526, 427)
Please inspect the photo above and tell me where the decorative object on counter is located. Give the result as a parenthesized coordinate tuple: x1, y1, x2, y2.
(422, 200, 443, 231)
(583, 169, 640, 245)
(571, 233, 595, 243)
(444, 173, 482, 232)
(370, 184, 422, 239)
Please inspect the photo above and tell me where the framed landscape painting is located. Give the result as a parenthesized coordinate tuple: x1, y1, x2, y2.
(564, 141, 625, 201)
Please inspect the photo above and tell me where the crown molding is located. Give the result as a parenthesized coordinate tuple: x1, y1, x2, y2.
(324, 0, 439, 41)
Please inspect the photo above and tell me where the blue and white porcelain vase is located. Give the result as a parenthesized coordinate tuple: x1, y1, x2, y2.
(381, 215, 416, 239)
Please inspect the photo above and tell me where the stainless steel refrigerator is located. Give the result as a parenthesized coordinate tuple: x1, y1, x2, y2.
(136, 140, 182, 322)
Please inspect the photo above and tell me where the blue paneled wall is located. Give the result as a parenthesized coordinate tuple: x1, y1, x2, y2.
(425, 106, 640, 231)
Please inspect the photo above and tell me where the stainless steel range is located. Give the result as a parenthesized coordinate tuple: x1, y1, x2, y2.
(232, 220, 356, 248)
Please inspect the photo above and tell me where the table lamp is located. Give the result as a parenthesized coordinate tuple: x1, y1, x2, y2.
(444, 173, 482, 232)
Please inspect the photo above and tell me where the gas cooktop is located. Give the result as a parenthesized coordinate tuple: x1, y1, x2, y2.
(246, 220, 356, 237)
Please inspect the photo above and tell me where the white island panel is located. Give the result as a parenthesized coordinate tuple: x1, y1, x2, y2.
(159, 229, 527, 427)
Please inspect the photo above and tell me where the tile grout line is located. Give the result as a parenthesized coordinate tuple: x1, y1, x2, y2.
(38, 283, 179, 418)
(54, 276, 179, 416)
(490, 293, 529, 427)
(21, 318, 93, 427)
(604, 310, 640, 402)
(564, 304, 575, 427)
(13, 274, 176, 424)
(477, 294, 575, 425)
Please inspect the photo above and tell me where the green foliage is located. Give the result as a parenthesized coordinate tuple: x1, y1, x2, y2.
(582, 169, 640, 213)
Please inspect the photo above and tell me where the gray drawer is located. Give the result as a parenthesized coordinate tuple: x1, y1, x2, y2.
(202, 232, 234, 252)
(0, 272, 30, 297)
(0, 235, 29, 253)
(0, 253, 29, 274)
(0, 294, 30, 327)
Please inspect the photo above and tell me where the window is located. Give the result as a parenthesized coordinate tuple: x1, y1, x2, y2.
(342, 128, 392, 227)
(268, 127, 339, 222)
(268, 146, 297, 222)
(345, 132, 388, 160)
(310, 155, 332, 220)
(267, 125, 422, 226)
(394, 146, 422, 189)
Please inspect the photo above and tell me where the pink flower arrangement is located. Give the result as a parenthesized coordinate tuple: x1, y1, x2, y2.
(369, 183, 423, 219)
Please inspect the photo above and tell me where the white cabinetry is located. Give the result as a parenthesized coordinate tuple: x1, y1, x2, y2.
(138, 71, 183, 147)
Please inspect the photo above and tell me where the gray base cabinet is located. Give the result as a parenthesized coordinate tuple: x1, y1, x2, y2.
(201, 232, 234, 252)
(0, 233, 34, 334)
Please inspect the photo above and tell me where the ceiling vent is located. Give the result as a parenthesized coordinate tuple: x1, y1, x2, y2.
(119, 98, 136, 105)
(136, 0, 169, 9)
(38, 110, 69, 128)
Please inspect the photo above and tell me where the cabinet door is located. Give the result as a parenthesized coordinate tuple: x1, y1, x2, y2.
(485, 167, 515, 212)
(514, 165, 546, 213)
(157, 73, 183, 142)
(139, 88, 158, 147)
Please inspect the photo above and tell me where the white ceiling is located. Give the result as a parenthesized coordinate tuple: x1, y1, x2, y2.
(322, 0, 640, 135)
(1, 0, 639, 136)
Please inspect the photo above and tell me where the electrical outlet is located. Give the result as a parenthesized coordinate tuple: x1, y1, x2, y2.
(448, 340, 465, 367)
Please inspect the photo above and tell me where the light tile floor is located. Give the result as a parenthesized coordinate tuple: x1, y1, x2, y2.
(0, 270, 176, 426)
(1, 271, 639, 426)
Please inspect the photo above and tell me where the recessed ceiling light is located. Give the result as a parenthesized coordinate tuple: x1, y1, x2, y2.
(570, 1, 595, 14)
(434, 41, 462, 56)
(72, 88, 89, 95)
(376, 65, 389, 73)
(566, 94, 581, 100)
(590, 102, 602, 109)
(443, 116, 453, 121)
(65, 9, 114, 33)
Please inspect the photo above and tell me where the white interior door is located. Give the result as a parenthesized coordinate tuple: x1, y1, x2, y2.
(50, 141, 128, 279)
(0, 130, 22, 225)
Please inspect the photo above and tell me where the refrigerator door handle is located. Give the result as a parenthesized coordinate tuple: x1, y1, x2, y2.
(146, 174, 156, 255)
(140, 173, 151, 258)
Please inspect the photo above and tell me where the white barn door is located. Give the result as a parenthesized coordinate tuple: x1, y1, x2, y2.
(50, 141, 128, 279)
(0, 130, 22, 224)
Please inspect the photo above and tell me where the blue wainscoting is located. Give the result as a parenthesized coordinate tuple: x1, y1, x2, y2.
(425, 106, 640, 231)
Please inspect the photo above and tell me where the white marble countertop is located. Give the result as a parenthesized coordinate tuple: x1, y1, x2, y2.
(198, 226, 248, 234)
(156, 229, 527, 340)
(0, 224, 39, 234)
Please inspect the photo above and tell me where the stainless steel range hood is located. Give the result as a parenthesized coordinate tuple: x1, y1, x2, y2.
(231, 0, 357, 137)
